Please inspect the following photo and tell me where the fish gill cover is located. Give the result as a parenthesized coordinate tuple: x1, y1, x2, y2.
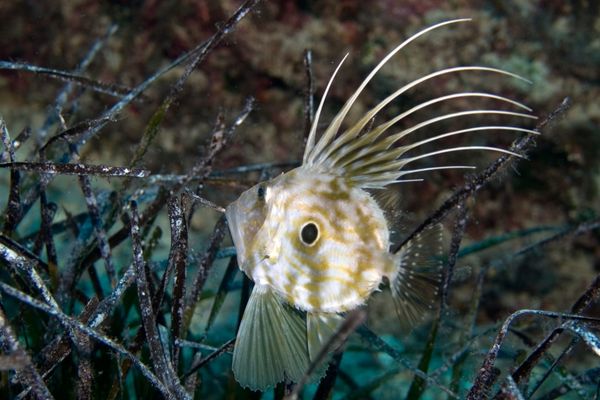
(0, 1, 599, 399)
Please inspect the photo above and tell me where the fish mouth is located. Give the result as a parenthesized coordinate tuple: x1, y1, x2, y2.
(240, 254, 270, 272)
(225, 202, 248, 268)
(225, 199, 269, 271)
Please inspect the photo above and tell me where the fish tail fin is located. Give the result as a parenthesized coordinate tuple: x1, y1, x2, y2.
(390, 224, 444, 332)
(232, 285, 310, 391)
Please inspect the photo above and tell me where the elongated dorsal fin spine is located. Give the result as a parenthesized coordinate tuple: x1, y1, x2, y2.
(325, 93, 534, 170)
(303, 53, 349, 164)
(302, 18, 536, 189)
(313, 67, 532, 167)
(304, 18, 473, 167)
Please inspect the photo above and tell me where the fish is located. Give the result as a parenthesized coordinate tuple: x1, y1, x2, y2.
(225, 18, 537, 391)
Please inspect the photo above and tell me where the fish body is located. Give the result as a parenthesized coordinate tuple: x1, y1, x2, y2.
(226, 18, 536, 391)
(228, 167, 391, 313)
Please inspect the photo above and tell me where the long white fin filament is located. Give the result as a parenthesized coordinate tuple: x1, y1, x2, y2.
(400, 126, 540, 154)
(303, 18, 473, 166)
(303, 53, 349, 164)
(399, 165, 477, 175)
(324, 93, 534, 169)
(299, 16, 538, 190)
(333, 114, 536, 188)
(402, 145, 523, 164)
(312, 67, 532, 166)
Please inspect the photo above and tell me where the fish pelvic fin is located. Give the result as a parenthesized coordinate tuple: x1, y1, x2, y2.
(306, 312, 344, 365)
(232, 285, 310, 391)
(390, 224, 444, 332)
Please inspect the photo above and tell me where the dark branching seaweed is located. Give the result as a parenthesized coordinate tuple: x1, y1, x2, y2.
(1, 1, 260, 398)
(466, 310, 600, 400)
(1, 3, 599, 399)
(0, 307, 53, 399)
(0, 162, 150, 177)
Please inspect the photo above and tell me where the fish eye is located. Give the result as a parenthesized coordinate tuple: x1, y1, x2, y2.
(300, 221, 319, 246)
(257, 185, 266, 200)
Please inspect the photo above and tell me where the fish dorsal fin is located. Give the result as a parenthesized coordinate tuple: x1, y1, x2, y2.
(302, 19, 538, 189)
(232, 285, 309, 390)
(303, 18, 471, 166)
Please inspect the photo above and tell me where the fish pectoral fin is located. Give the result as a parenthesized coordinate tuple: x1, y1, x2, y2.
(232, 285, 309, 391)
(391, 223, 443, 332)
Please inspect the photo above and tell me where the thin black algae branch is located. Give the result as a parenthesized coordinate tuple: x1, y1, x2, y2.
(167, 194, 189, 368)
(522, 337, 574, 399)
(129, 201, 190, 400)
(456, 216, 600, 399)
(147, 161, 299, 185)
(7, 24, 117, 227)
(79, 97, 253, 273)
(9, 0, 259, 232)
(0, 60, 136, 98)
(312, 352, 345, 400)
(203, 257, 240, 338)
(442, 200, 469, 311)
(0, 282, 172, 398)
(183, 338, 236, 379)
(405, 200, 470, 399)
(0, 162, 150, 177)
(500, 376, 526, 400)
(39, 116, 115, 154)
(393, 97, 572, 255)
(536, 367, 600, 399)
(466, 310, 600, 400)
(0, 119, 22, 236)
(78, 175, 117, 288)
(357, 326, 460, 398)
(124, 0, 261, 182)
(0, 306, 54, 400)
(185, 189, 226, 213)
(184, 113, 227, 225)
(303, 48, 315, 143)
(72, 306, 93, 400)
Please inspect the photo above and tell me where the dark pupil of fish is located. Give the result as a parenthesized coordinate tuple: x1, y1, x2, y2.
(301, 223, 319, 245)
(257, 185, 265, 200)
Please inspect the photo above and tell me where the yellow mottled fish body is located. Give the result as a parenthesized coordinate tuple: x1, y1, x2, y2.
(227, 167, 393, 312)
(226, 18, 536, 391)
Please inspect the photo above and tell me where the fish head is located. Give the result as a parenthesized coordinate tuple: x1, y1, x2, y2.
(226, 169, 303, 277)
